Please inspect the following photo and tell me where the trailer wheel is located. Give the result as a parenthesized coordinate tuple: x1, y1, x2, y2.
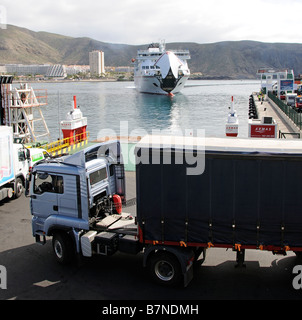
(52, 232, 74, 264)
(14, 177, 23, 198)
(148, 252, 182, 286)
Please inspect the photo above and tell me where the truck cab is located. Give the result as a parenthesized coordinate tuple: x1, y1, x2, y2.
(29, 141, 126, 249)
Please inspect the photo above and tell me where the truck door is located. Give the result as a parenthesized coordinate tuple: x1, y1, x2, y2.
(30, 172, 62, 218)
(57, 174, 78, 218)
(14, 145, 29, 178)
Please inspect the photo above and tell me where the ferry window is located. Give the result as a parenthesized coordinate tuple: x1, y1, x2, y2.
(90, 167, 107, 186)
(34, 173, 64, 194)
(150, 66, 155, 69)
(145, 66, 149, 69)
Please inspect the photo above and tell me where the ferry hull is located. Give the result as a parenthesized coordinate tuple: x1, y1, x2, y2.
(133, 42, 190, 95)
(134, 74, 189, 95)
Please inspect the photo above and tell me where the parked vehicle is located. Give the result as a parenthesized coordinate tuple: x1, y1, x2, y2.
(0, 126, 30, 201)
(27, 147, 51, 171)
(286, 93, 297, 107)
(296, 96, 302, 111)
(28, 135, 302, 287)
(280, 90, 286, 100)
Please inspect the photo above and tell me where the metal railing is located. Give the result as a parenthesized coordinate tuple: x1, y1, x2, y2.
(268, 91, 302, 130)
(44, 131, 89, 153)
(279, 130, 301, 139)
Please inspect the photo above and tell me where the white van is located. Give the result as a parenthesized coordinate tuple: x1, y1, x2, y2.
(286, 93, 297, 107)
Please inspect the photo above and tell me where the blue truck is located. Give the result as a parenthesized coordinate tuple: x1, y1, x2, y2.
(28, 135, 302, 287)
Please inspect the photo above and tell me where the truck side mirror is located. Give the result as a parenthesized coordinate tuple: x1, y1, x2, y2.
(26, 149, 31, 160)
(25, 172, 31, 197)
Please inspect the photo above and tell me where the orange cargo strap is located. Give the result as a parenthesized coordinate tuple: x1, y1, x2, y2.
(180, 241, 187, 247)
(207, 242, 214, 248)
(234, 243, 241, 251)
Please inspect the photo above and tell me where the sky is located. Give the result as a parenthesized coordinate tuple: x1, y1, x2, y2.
(1, 0, 302, 45)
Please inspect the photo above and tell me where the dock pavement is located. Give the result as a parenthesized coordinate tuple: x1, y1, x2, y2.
(253, 93, 301, 138)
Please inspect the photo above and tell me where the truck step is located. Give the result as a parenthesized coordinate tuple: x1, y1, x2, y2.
(35, 232, 46, 245)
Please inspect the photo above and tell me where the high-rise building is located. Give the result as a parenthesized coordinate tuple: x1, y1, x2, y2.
(89, 50, 105, 76)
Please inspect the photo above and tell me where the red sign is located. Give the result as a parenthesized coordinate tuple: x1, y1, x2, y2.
(226, 124, 238, 137)
(250, 124, 276, 138)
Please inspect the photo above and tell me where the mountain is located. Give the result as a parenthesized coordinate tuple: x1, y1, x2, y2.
(1, 24, 302, 79)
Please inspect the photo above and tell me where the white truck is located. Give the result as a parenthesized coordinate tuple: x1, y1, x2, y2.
(0, 126, 30, 201)
(27, 147, 51, 171)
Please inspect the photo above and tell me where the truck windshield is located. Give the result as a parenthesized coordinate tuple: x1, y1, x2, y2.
(89, 167, 107, 186)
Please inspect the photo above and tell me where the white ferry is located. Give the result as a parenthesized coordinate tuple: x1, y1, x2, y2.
(132, 42, 190, 95)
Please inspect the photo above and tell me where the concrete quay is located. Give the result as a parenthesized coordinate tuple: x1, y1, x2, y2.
(253, 93, 301, 139)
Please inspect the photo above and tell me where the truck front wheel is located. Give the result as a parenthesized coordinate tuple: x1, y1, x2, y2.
(148, 252, 182, 286)
(52, 232, 74, 264)
(14, 177, 23, 198)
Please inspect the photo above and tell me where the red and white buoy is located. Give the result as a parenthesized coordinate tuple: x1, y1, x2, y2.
(60, 95, 87, 145)
(225, 96, 239, 137)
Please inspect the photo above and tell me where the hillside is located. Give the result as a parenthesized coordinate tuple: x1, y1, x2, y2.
(1, 25, 302, 79)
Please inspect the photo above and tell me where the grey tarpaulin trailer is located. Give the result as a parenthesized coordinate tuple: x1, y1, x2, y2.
(135, 136, 302, 262)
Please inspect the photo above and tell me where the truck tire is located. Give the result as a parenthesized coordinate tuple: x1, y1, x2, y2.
(148, 252, 182, 286)
(14, 177, 23, 198)
(52, 232, 74, 264)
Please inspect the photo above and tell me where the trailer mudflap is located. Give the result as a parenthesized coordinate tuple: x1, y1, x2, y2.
(184, 259, 194, 287)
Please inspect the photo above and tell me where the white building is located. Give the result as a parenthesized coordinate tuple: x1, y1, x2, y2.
(65, 65, 90, 75)
(46, 64, 66, 78)
(89, 50, 105, 76)
(5, 64, 50, 75)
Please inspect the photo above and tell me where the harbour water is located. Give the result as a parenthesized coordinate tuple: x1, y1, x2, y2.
(29, 80, 260, 141)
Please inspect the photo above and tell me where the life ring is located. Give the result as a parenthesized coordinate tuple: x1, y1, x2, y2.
(112, 194, 122, 214)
